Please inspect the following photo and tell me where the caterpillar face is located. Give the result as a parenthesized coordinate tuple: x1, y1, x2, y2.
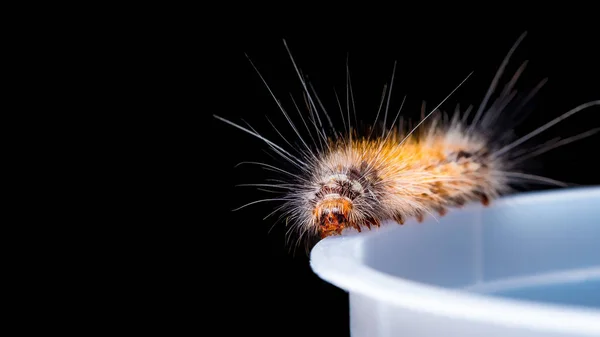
(309, 160, 383, 238)
(312, 172, 359, 238)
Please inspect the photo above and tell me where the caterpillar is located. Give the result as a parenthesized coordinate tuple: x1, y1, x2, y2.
(214, 32, 599, 247)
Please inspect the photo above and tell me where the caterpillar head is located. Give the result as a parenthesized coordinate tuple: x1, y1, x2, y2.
(314, 197, 353, 238)
(310, 167, 381, 238)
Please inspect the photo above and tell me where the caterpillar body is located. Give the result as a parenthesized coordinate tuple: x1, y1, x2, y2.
(214, 32, 599, 245)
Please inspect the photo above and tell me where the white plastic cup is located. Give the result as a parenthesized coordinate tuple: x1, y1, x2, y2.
(311, 186, 600, 336)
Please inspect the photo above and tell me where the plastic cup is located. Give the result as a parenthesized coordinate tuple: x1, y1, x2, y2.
(310, 186, 600, 336)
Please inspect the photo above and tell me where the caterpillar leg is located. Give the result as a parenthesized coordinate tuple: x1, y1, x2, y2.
(416, 212, 424, 223)
(437, 207, 448, 216)
(479, 193, 490, 206)
(454, 199, 466, 208)
(351, 222, 362, 233)
(393, 213, 405, 225)
(363, 221, 371, 230)
(362, 217, 381, 230)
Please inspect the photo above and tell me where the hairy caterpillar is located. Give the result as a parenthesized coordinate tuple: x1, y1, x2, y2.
(214, 32, 599, 246)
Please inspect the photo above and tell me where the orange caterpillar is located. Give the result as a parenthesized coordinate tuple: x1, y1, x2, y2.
(214, 32, 599, 243)
(308, 119, 500, 238)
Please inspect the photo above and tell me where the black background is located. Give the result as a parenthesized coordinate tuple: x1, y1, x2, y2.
(205, 16, 599, 337)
